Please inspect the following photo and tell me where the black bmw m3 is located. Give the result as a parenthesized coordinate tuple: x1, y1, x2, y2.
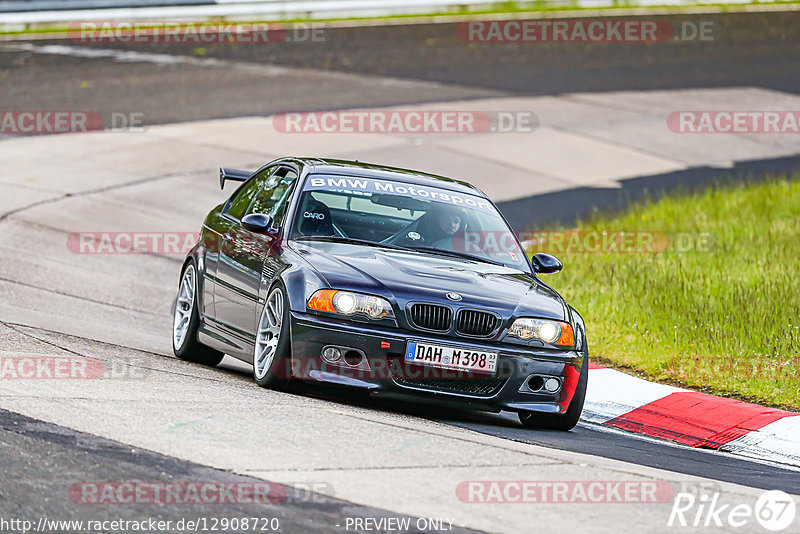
(173, 157, 588, 430)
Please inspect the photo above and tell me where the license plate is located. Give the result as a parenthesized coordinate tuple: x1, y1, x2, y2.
(404, 341, 498, 374)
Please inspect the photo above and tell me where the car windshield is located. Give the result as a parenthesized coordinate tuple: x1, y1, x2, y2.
(291, 174, 529, 270)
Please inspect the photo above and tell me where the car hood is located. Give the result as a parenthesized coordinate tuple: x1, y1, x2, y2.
(292, 241, 566, 321)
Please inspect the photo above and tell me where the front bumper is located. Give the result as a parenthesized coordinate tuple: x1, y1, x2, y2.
(289, 311, 584, 415)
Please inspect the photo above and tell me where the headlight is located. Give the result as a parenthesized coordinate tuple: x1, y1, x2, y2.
(508, 318, 575, 346)
(333, 292, 357, 314)
(308, 289, 394, 320)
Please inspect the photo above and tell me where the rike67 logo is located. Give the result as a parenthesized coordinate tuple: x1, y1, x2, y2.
(669, 490, 796, 531)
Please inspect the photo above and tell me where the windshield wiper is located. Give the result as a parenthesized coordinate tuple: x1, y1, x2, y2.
(294, 235, 411, 252)
(409, 246, 505, 266)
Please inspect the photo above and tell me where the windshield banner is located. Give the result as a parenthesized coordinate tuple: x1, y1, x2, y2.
(303, 175, 496, 214)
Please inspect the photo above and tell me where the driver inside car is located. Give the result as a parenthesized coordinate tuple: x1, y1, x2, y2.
(398, 204, 467, 249)
(436, 210, 463, 237)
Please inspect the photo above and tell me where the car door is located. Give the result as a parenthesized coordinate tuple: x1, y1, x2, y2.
(200, 169, 266, 328)
(214, 166, 298, 349)
(210, 166, 276, 345)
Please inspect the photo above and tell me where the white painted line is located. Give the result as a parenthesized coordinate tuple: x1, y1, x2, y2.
(1, 42, 272, 67)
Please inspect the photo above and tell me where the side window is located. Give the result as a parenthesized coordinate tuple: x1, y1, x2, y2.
(247, 168, 298, 228)
(225, 167, 275, 220)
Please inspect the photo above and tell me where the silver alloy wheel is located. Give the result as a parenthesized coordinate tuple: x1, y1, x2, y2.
(173, 264, 196, 350)
(254, 287, 284, 380)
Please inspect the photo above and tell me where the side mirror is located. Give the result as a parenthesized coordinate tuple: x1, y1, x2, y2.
(531, 253, 562, 274)
(241, 213, 276, 234)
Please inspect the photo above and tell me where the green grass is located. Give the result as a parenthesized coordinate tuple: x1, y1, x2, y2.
(534, 176, 800, 410)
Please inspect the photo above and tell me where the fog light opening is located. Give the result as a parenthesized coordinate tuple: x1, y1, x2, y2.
(527, 375, 544, 391)
(544, 377, 561, 393)
(321, 346, 341, 363)
(343, 350, 364, 367)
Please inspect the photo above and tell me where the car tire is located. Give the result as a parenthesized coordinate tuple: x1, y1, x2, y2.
(518, 346, 589, 431)
(253, 283, 293, 390)
(172, 260, 225, 366)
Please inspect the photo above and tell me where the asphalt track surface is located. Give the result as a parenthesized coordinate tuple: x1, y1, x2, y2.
(1, 12, 799, 125)
(301, 386, 800, 495)
(0, 409, 481, 534)
(1, 10, 799, 532)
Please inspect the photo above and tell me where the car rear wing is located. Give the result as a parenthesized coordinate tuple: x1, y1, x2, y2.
(219, 167, 252, 190)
